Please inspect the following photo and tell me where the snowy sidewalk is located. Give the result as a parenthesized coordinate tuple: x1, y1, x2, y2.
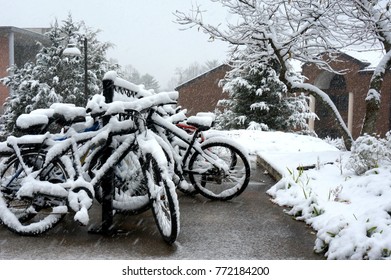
(213, 130, 391, 260)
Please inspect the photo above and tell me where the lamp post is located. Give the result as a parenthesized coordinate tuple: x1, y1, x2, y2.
(83, 37, 88, 97)
(63, 36, 88, 97)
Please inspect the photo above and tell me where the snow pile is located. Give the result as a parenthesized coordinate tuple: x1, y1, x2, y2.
(221, 130, 391, 260)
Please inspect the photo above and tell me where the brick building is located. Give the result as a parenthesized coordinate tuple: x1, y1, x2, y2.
(177, 52, 391, 139)
(0, 26, 49, 113)
(175, 64, 231, 116)
(302, 50, 391, 139)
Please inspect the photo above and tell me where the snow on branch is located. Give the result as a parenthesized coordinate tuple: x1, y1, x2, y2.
(291, 80, 353, 144)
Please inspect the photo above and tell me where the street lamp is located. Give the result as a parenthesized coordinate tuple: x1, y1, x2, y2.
(63, 37, 88, 97)
(62, 43, 81, 57)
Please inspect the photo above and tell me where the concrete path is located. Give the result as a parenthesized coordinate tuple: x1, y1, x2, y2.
(0, 161, 324, 260)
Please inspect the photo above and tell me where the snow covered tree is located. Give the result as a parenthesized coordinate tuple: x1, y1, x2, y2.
(121, 65, 141, 84)
(120, 65, 160, 92)
(139, 73, 160, 92)
(216, 58, 314, 132)
(338, 0, 391, 135)
(175, 0, 355, 149)
(0, 14, 114, 137)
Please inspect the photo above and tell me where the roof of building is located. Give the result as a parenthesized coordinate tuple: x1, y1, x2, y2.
(0, 26, 50, 46)
(175, 64, 231, 90)
(176, 49, 386, 90)
(300, 48, 386, 73)
(343, 48, 385, 71)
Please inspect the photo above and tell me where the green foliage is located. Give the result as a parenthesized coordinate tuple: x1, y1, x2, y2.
(366, 226, 378, 237)
(382, 248, 391, 258)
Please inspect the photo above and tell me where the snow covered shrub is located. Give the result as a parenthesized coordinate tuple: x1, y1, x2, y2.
(346, 134, 391, 175)
(323, 137, 347, 151)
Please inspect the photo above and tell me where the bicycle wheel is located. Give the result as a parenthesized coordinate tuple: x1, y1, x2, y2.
(188, 139, 251, 201)
(145, 154, 179, 244)
(0, 150, 69, 235)
(89, 148, 150, 214)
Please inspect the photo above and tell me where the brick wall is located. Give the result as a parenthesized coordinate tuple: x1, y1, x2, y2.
(176, 64, 230, 116)
(302, 55, 391, 138)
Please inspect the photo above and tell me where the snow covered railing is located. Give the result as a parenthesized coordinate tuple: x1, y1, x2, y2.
(101, 70, 179, 118)
(102, 71, 154, 103)
(86, 91, 179, 118)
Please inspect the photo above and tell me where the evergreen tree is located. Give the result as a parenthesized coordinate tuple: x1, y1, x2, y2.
(0, 14, 115, 137)
(139, 73, 160, 92)
(215, 59, 313, 132)
(120, 65, 160, 92)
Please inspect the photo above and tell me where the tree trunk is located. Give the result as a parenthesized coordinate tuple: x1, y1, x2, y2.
(358, 1, 391, 137)
(360, 58, 391, 136)
(360, 89, 381, 136)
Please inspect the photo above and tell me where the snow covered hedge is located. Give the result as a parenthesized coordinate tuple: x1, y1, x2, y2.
(265, 131, 391, 259)
(346, 133, 391, 175)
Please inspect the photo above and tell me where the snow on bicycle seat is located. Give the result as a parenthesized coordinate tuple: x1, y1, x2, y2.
(16, 113, 49, 131)
(50, 103, 86, 124)
(30, 108, 55, 118)
(186, 115, 214, 131)
(196, 112, 216, 121)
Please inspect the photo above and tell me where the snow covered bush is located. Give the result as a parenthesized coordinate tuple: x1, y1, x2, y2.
(322, 137, 347, 151)
(346, 134, 391, 175)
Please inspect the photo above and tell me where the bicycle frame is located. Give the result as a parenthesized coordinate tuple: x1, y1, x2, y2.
(148, 111, 230, 175)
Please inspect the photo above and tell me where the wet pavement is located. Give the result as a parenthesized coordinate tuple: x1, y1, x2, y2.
(0, 160, 324, 260)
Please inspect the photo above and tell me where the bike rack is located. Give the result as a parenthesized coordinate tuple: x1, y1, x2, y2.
(89, 77, 117, 235)
(90, 73, 141, 235)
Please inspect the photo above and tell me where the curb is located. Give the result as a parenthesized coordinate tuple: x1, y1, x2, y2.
(256, 154, 283, 181)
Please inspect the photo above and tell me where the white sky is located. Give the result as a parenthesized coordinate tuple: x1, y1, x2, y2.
(0, 0, 231, 89)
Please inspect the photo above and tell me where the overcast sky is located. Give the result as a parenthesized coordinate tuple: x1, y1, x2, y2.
(0, 0, 231, 89)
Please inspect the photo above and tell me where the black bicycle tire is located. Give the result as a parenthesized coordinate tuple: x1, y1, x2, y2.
(188, 140, 251, 201)
(146, 154, 179, 244)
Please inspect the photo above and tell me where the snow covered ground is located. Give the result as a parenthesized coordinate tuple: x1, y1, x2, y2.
(210, 130, 391, 260)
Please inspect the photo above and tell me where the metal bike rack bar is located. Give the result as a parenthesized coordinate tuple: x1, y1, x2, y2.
(89, 77, 116, 235)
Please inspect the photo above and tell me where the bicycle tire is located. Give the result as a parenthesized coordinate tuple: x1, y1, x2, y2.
(145, 154, 179, 244)
(0, 150, 68, 235)
(188, 139, 251, 201)
(88, 148, 150, 215)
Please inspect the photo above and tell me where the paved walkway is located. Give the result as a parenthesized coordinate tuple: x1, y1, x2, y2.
(0, 161, 324, 259)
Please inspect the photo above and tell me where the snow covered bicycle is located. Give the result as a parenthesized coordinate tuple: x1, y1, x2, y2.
(0, 106, 95, 235)
(100, 70, 251, 201)
(0, 92, 180, 244)
(87, 91, 181, 244)
(147, 108, 251, 201)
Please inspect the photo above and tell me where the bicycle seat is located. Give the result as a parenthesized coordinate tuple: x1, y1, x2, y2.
(186, 115, 214, 131)
(51, 103, 86, 125)
(16, 113, 49, 133)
